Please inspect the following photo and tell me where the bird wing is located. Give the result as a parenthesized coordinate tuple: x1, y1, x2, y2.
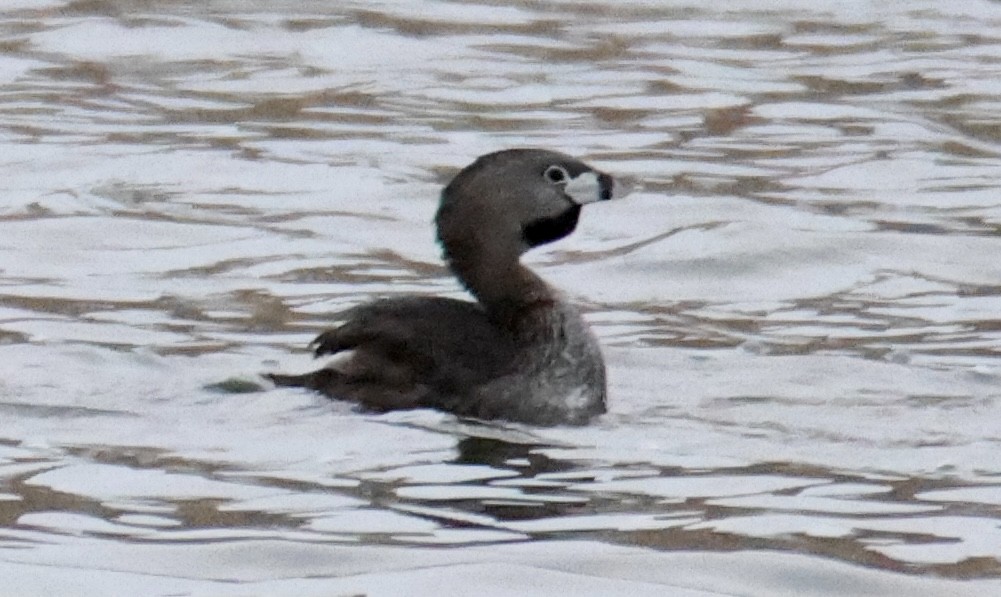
(311, 296, 519, 391)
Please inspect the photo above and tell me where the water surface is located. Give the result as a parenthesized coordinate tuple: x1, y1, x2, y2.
(3, 1, 1001, 595)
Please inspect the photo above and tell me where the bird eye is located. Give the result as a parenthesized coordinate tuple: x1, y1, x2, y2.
(544, 165, 569, 185)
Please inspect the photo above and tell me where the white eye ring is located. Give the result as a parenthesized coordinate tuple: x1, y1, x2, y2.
(543, 165, 570, 185)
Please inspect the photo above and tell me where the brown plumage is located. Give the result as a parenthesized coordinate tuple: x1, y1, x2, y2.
(268, 149, 617, 426)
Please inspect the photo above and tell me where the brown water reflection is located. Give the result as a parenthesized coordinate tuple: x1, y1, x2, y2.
(2, 0, 1001, 594)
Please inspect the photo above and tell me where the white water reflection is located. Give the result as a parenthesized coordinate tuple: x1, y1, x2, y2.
(3, 0, 1001, 594)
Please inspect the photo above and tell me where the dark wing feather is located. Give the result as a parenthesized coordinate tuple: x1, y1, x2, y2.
(309, 296, 518, 395)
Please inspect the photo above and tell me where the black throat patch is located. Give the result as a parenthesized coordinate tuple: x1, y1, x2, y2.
(522, 204, 582, 247)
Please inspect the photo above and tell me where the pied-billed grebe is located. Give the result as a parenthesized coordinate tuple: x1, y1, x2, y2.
(268, 149, 617, 425)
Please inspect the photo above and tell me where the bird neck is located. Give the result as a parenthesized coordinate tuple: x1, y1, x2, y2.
(444, 241, 556, 322)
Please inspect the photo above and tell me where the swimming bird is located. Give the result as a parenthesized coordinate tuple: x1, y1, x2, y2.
(268, 149, 617, 425)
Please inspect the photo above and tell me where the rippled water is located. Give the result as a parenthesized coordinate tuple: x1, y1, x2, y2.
(3, 0, 1001, 594)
